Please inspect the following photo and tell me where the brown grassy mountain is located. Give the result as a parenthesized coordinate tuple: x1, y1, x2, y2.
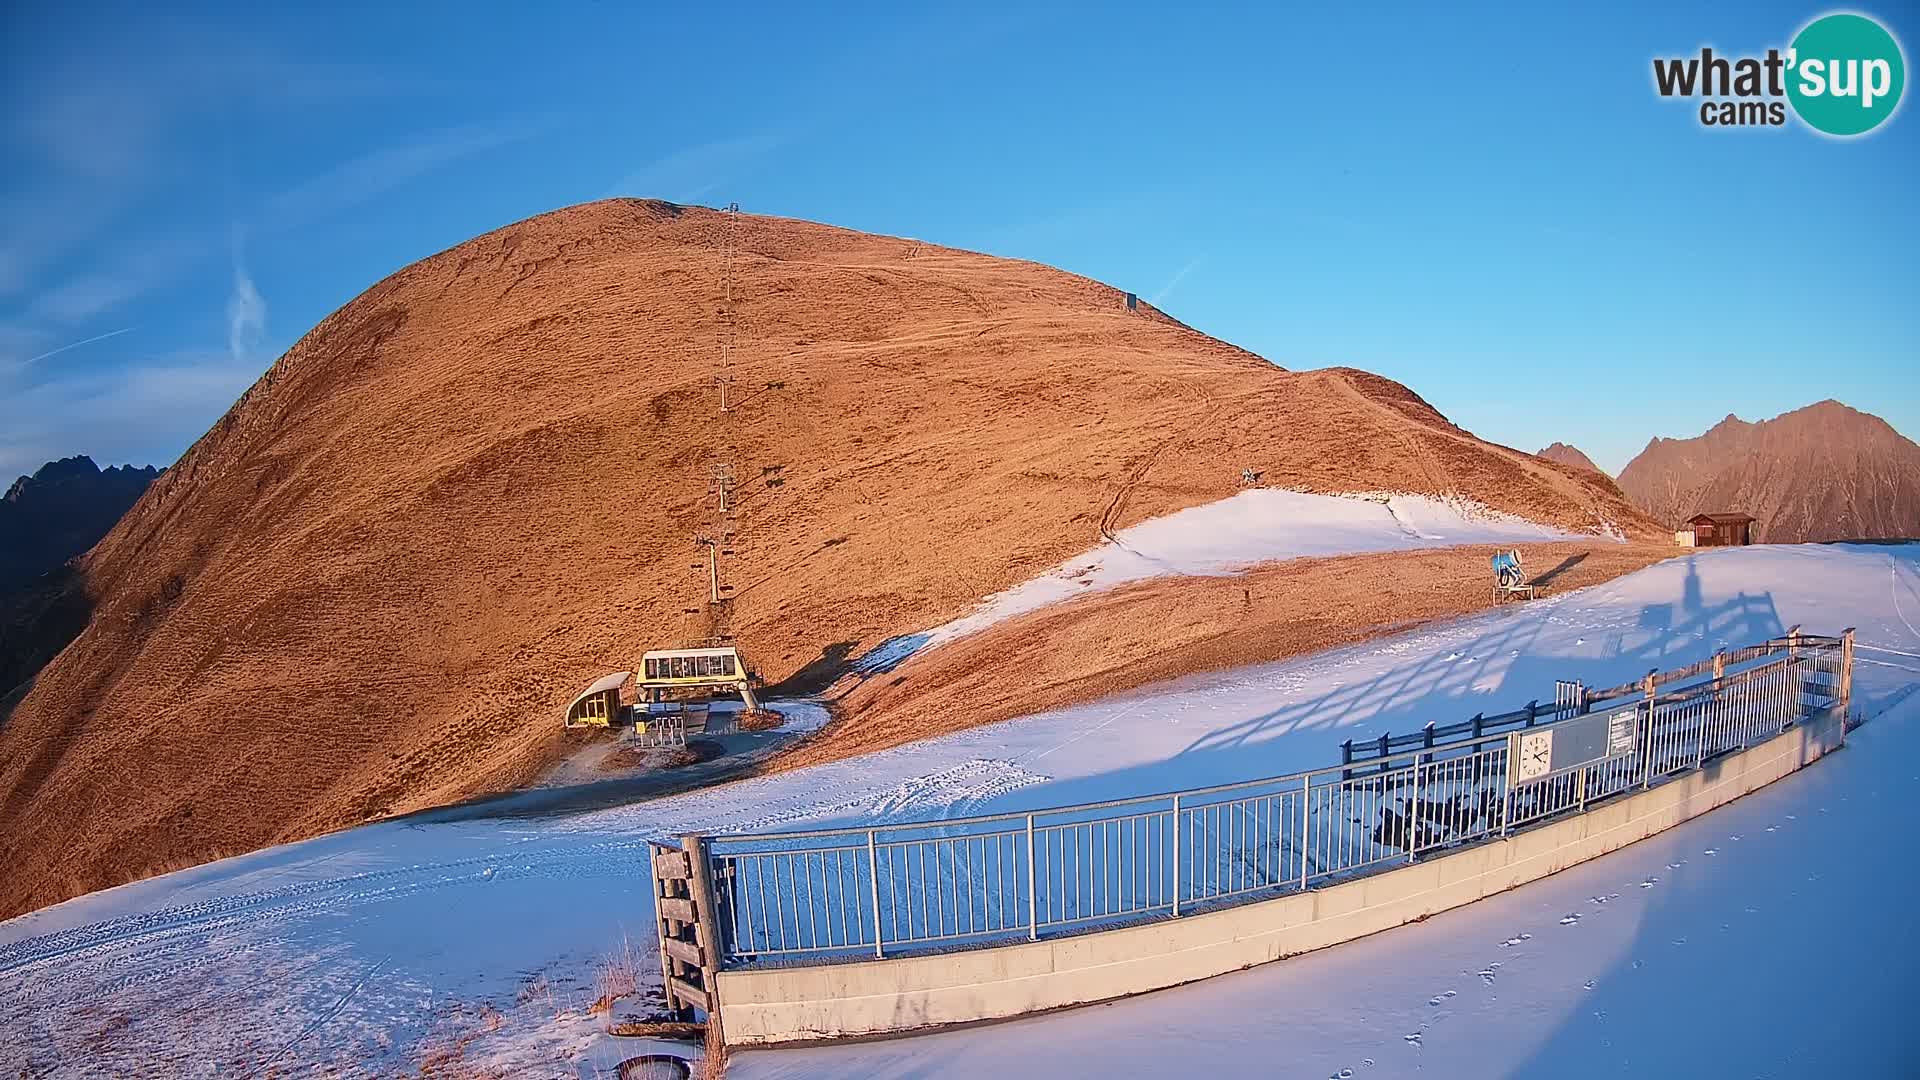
(0, 199, 1658, 918)
(1536, 442, 1603, 475)
(1617, 400, 1920, 542)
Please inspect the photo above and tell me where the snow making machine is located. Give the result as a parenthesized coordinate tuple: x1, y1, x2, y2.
(1491, 549, 1542, 603)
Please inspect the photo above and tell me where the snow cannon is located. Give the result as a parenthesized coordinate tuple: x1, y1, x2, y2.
(1491, 550, 1541, 602)
(1492, 550, 1524, 588)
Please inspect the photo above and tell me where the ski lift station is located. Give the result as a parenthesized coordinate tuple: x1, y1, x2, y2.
(562, 646, 759, 730)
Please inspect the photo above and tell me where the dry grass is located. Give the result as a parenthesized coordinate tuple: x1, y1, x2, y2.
(590, 934, 645, 1016)
(0, 198, 1662, 919)
(782, 541, 1676, 769)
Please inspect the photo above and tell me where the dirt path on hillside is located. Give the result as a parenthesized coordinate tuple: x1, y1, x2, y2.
(773, 541, 1674, 770)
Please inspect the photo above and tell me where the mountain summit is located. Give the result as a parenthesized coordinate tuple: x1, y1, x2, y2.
(1536, 442, 1604, 475)
(1617, 400, 1920, 542)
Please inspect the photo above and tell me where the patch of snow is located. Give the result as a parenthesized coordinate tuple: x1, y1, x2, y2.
(854, 489, 1590, 673)
(767, 699, 832, 734)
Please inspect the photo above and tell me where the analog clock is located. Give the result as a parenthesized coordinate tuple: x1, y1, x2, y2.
(1514, 730, 1554, 782)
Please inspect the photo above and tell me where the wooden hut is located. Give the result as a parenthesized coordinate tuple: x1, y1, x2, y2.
(1686, 512, 1756, 547)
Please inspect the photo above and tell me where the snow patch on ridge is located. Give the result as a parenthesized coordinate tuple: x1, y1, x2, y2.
(854, 489, 1590, 674)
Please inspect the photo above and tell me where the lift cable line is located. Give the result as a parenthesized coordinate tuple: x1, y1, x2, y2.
(696, 202, 744, 648)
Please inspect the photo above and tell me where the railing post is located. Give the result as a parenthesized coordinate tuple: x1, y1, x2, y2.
(1421, 723, 1435, 767)
(1840, 627, 1856, 740)
(1375, 733, 1389, 775)
(867, 829, 883, 958)
(1171, 795, 1183, 916)
(1407, 758, 1420, 863)
(1640, 671, 1657, 789)
(680, 833, 726, 1042)
(1026, 813, 1039, 939)
(1576, 764, 1587, 812)
(1340, 739, 1352, 782)
(1298, 774, 1311, 891)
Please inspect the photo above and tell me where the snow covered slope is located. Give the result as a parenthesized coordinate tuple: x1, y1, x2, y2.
(3, 544, 1917, 1076)
(855, 488, 1584, 672)
(737, 688, 1920, 1080)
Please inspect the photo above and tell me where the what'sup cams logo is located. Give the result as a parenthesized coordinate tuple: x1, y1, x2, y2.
(1653, 11, 1906, 135)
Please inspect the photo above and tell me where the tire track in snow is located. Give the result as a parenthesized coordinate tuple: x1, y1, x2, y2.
(249, 952, 390, 1076)
(0, 839, 652, 981)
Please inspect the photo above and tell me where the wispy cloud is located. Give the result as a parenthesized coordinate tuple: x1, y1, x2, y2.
(23, 326, 136, 366)
(24, 230, 204, 324)
(226, 249, 266, 363)
(262, 124, 538, 230)
(605, 134, 788, 203)
(1151, 256, 1205, 306)
(0, 348, 262, 476)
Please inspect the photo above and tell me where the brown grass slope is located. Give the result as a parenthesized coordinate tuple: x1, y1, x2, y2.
(782, 540, 1674, 770)
(0, 199, 1657, 918)
(1617, 400, 1920, 542)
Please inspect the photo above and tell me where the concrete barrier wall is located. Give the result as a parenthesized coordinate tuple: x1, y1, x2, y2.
(716, 709, 1844, 1046)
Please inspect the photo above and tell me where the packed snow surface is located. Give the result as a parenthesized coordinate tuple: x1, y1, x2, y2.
(853, 489, 1583, 671)
(3, 544, 1918, 1076)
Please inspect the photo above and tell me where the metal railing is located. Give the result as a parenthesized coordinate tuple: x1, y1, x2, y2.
(661, 631, 1853, 968)
(1340, 625, 1825, 770)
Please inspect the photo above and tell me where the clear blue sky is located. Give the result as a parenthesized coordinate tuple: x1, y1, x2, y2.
(2, 1, 1915, 478)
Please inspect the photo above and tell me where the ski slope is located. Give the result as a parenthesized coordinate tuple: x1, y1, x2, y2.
(734, 678, 1920, 1080)
(2, 544, 1917, 1076)
(852, 489, 1585, 672)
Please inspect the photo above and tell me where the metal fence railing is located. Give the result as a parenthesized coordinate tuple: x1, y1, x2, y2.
(1340, 625, 1830, 770)
(655, 630, 1854, 969)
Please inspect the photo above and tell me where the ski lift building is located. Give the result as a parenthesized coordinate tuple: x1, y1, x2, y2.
(563, 670, 631, 728)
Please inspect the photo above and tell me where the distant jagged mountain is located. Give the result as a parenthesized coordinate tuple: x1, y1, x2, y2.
(1617, 400, 1920, 543)
(1536, 442, 1603, 475)
(0, 456, 159, 592)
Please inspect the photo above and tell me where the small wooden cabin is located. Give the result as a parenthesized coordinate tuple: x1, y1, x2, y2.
(1686, 513, 1756, 547)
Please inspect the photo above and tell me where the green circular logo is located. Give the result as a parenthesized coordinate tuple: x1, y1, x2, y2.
(1787, 13, 1906, 136)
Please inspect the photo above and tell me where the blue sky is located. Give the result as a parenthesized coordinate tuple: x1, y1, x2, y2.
(2, 1, 1915, 478)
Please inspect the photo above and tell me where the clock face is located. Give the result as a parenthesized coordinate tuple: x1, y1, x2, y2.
(1515, 731, 1554, 781)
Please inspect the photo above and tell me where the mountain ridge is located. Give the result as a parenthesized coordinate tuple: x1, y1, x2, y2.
(1617, 400, 1920, 542)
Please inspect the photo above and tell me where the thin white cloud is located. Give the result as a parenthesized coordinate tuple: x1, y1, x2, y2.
(0, 348, 262, 476)
(605, 134, 788, 202)
(1151, 257, 1205, 306)
(23, 325, 136, 366)
(25, 229, 206, 324)
(227, 262, 266, 363)
(262, 124, 537, 230)
(29, 273, 152, 324)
